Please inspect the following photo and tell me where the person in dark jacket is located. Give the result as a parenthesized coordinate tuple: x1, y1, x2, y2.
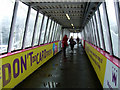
(62, 35, 68, 57)
(69, 36, 76, 52)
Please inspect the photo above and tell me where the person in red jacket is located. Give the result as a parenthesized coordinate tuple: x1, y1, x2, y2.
(62, 35, 68, 57)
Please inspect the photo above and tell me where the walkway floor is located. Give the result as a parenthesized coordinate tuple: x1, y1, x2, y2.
(14, 44, 103, 89)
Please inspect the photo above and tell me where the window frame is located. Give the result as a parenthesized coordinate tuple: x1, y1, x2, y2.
(51, 22, 57, 42)
(48, 20, 54, 43)
(38, 15, 45, 45)
(104, 2, 114, 55)
(7, 1, 19, 52)
(93, 14, 101, 48)
(43, 17, 50, 44)
(31, 11, 39, 46)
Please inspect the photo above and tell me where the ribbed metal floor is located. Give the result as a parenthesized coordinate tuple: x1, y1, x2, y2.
(14, 44, 103, 89)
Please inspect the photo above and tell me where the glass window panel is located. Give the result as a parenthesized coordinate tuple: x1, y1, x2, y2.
(12, 1, 28, 51)
(40, 16, 48, 44)
(45, 19, 51, 43)
(86, 23, 91, 43)
(95, 10, 104, 49)
(58, 25, 62, 41)
(51, 23, 57, 42)
(33, 13, 43, 46)
(54, 24, 58, 41)
(91, 19, 96, 45)
(86, 24, 90, 42)
(84, 26, 87, 41)
(87, 23, 91, 43)
(73, 33, 77, 39)
(99, 3, 110, 52)
(78, 33, 81, 39)
(69, 32, 74, 38)
(0, 0, 15, 53)
(57, 25, 61, 40)
(48, 21, 54, 42)
(88, 21, 93, 43)
(106, 0, 118, 57)
(81, 30, 84, 40)
(56, 24, 59, 41)
(93, 16, 99, 47)
(25, 8, 37, 48)
(59, 28, 62, 41)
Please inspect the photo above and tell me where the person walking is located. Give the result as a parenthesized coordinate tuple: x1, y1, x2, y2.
(76, 36, 80, 46)
(62, 35, 68, 57)
(69, 36, 76, 52)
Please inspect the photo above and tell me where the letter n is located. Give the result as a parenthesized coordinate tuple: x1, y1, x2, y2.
(21, 55, 27, 73)
(2, 63, 11, 87)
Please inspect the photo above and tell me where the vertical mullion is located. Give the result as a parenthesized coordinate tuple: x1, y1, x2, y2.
(7, 1, 19, 52)
(104, 2, 113, 55)
(38, 15, 45, 45)
(98, 9, 106, 51)
(94, 14, 101, 48)
(31, 10, 39, 46)
(22, 6, 31, 49)
(47, 20, 52, 43)
(43, 17, 49, 44)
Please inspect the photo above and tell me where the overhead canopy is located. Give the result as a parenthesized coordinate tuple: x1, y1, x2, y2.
(22, 0, 101, 32)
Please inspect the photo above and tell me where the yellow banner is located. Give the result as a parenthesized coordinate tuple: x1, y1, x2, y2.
(85, 42, 107, 86)
(0, 42, 59, 89)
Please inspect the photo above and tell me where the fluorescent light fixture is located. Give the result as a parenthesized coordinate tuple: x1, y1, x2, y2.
(71, 24, 73, 26)
(66, 14, 70, 20)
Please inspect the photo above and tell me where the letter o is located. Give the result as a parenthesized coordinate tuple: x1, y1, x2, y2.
(13, 58, 20, 78)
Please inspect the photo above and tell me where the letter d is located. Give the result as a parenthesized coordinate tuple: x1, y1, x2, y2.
(2, 63, 11, 87)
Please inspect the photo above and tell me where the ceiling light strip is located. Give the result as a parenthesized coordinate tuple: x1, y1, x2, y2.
(66, 14, 70, 20)
(71, 24, 74, 27)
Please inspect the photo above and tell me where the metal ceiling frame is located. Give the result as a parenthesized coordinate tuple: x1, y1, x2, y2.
(22, 1, 101, 32)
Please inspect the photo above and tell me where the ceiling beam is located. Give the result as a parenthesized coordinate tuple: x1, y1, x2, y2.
(38, 8, 84, 12)
(30, 2, 85, 6)
(45, 13, 83, 16)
